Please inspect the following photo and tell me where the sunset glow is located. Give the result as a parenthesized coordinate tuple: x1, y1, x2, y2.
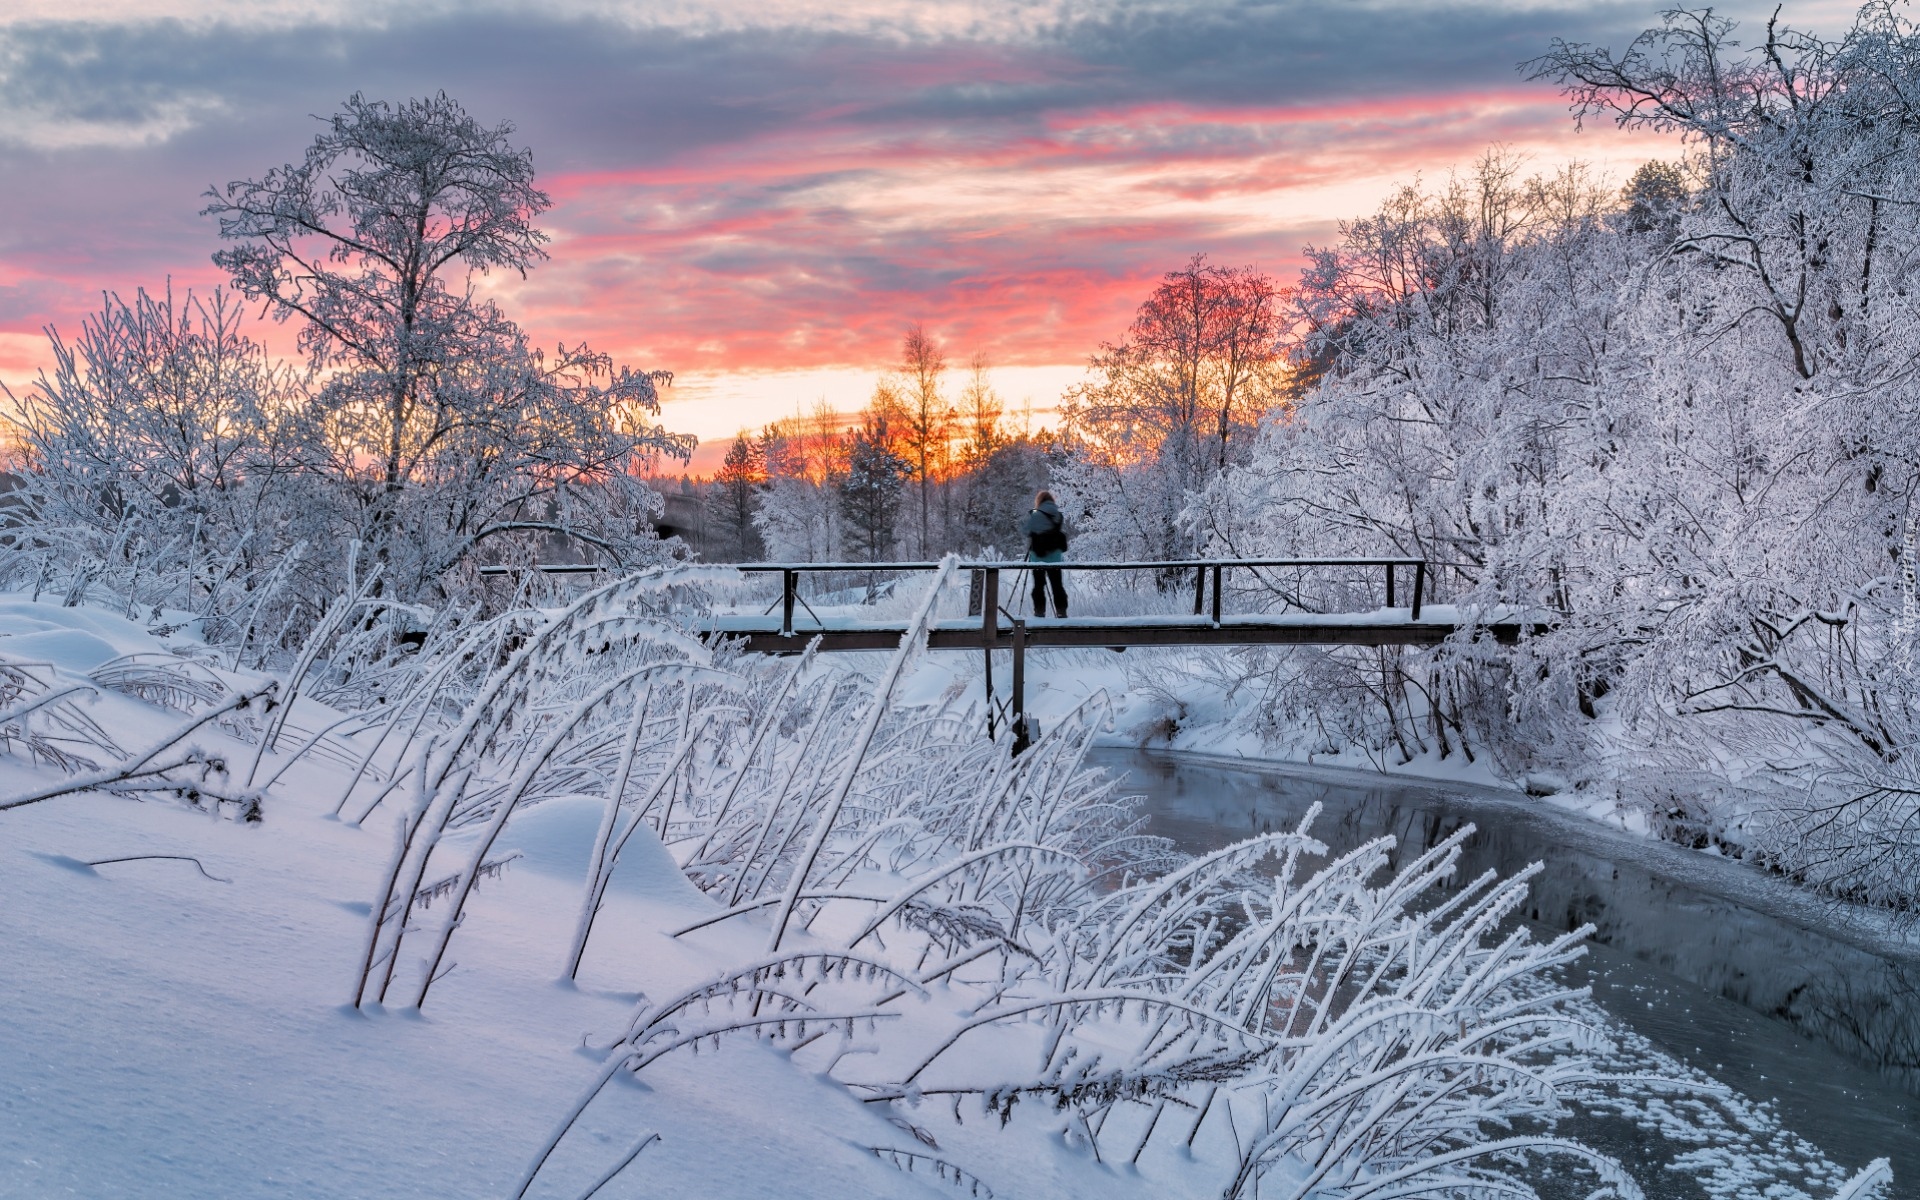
(0, 1, 1719, 464)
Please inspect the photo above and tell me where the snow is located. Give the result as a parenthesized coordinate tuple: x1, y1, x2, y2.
(0, 802, 987, 1198)
(0, 606, 1045, 1197)
(0, 597, 203, 669)
(0, 594, 1900, 1200)
(710, 603, 1530, 637)
(501, 794, 712, 909)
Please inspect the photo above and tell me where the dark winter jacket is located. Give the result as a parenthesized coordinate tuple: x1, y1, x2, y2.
(1022, 500, 1067, 563)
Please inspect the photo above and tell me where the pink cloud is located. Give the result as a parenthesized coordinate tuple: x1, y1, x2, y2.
(0, 14, 1675, 410)
(495, 88, 1661, 375)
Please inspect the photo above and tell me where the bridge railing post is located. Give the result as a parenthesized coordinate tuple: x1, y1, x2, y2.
(781, 570, 797, 636)
(982, 567, 1001, 741)
(967, 569, 984, 617)
(1411, 562, 1426, 621)
(1193, 564, 1206, 616)
(1211, 563, 1223, 625)
(1386, 564, 1396, 609)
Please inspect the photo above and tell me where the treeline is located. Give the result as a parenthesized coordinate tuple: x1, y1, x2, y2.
(678, 250, 1294, 565)
(673, 330, 1054, 563)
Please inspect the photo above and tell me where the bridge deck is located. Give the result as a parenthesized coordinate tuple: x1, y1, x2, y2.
(707, 606, 1534, 654)
(491, 557, 1538, 750)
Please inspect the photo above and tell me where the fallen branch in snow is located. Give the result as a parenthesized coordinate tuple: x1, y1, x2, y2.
(84, 854, 232, 883)
(1833, 1158, 1895, 1200)
(575, 1131, 660, 1200)
(866, 1147, 993, 1198)
(0, 682, 276, 814)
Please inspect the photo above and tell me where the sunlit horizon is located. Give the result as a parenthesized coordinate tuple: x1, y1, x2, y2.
(0, 0, 1803, 470)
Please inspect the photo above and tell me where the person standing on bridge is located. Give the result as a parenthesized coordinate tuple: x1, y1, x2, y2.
(1023, 490, 1069, 618)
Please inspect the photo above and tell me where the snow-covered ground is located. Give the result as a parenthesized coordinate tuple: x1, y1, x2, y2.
(0, 593, 1897, 1199)
(0, 598, 1220, 1198)
(2, 783, 1207, 1198)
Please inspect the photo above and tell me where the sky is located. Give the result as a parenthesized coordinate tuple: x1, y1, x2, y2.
(0, 0, 1857, 472)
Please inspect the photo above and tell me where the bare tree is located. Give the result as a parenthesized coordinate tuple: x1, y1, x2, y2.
(958, 352, 1003, 465)
(895, 325, 952, 557)
(1060, 256, 1282, 559)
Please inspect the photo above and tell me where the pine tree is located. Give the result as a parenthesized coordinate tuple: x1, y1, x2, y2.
(714, 431, 765, 561)
(839, 416, 909, 564)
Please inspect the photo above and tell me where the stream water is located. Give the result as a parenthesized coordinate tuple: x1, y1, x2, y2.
(1092, 748, 1920, 1198)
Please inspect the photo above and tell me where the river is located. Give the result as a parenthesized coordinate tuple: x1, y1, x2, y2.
(1092, 748, 1920, 1198)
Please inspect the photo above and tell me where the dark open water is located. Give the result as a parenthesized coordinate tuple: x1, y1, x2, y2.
(1094, 748, 1920, 1197)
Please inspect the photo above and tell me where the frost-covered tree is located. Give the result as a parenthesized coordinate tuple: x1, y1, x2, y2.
(1, 285, 305, 627)
(1185, 5, 1920, 910)
(203, 92, 691, 600)
(1618, 159, 1689, 236)
(754, 405, 849, 564)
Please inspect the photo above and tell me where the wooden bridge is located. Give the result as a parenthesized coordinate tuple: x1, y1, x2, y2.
(486, 557, 1539, 751)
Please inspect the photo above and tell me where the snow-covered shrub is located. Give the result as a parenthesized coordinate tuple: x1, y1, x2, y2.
(0, 639, 276, 821)
(327, 566, 742, 1008)
(0, 285, 311, 645)
(328, 566, 1667, 1200)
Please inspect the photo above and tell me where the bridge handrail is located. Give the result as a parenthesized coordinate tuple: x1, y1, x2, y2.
(734, 557, 1426, 572)
(474, 558, 1431, 629)
(481, 557, 1430, 575)
(730, 557, 1429, 632)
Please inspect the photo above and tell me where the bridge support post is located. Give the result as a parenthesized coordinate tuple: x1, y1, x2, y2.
(983, 648, 995, 739)
(983, 568, 1000, 741)
(1010, 618, 1030, 756)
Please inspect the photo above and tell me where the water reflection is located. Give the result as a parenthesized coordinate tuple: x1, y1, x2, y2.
(1095, 748, 1920, 1192)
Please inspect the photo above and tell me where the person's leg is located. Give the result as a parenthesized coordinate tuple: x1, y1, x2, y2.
(1030, 569, 1047, 617)
(1047, 568, 1068, 617)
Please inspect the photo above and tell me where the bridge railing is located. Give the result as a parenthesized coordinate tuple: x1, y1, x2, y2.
(732, 557, 1428, 636)
(478, 557, 1431, 634)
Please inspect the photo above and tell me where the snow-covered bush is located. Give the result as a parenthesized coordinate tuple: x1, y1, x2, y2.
(1165, 6, 1920, 910)
(0, 624, 277, 820)
(299, 565, 1713, 1200)
(0, 285, 310, 642)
